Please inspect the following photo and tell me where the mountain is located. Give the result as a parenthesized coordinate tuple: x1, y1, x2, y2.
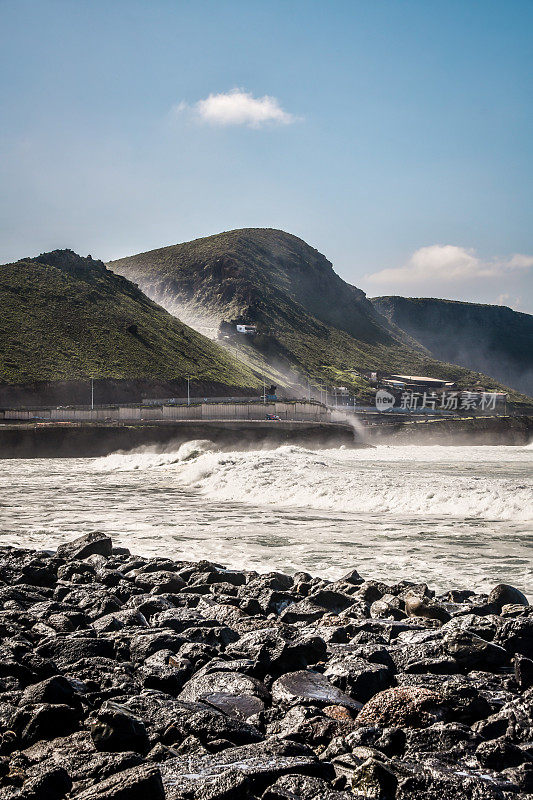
(108, 228, 528, 401)
(0, 249, 259, 398)
(372, 296, 533, 397)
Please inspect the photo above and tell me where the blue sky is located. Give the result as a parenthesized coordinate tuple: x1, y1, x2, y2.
(1, 0, 532, 310)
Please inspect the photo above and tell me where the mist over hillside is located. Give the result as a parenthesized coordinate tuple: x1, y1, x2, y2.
(372, 296, 533, 398)
(108, 228, 526, 399)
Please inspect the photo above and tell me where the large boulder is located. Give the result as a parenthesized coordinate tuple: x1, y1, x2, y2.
(324, 656, 392, 703)
(272, 670, 362, 711)
(356, 687, 447, 729)
(56, 534, 112, 561)
(90, 701, 149, 754)
(159, 738, 327, 799)
(73, 763, 164, 800)
(488, 584, 529, 610)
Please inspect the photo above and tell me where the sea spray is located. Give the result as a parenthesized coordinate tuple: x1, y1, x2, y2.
(93, 439, 218, 471)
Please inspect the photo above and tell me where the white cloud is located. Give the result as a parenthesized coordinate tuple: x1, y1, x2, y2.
(366, 245, 533, 286)
(173, 89, 297, 128)
(506, 254, 533, 270)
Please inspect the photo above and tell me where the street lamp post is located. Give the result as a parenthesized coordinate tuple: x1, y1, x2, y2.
(187, 375, 190, 406)
(91, 378, 94, 411)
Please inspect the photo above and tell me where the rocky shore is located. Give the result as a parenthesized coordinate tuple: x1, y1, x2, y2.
(0, 534, 531, 799)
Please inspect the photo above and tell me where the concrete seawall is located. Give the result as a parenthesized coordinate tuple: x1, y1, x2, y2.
(367, 414, 533, 446)
(0, 419, 360, 458)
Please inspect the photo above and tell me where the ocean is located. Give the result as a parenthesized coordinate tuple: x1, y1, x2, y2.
(1, 441, 532, 596)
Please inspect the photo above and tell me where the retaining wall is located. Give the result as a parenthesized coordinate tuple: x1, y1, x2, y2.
(1, 401, 331, 424)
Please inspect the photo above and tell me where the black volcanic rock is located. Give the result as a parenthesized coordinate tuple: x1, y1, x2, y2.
(488, 583, 529, 609)
(56, 533, 112, 561)
(0, 537, 529, 798)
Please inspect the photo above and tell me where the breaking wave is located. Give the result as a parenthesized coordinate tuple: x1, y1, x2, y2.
(96, 443, 533, 523)
(93, 440, 218, 471)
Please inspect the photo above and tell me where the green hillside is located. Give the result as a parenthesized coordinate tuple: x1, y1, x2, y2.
(108, 228, 530, 403)
(372, 296, 533, 398)
(0, 249, 259, 389)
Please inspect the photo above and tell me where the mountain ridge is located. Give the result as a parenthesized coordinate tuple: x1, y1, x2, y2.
(372, 295, 533, 397)
(108, 228, 529, 402)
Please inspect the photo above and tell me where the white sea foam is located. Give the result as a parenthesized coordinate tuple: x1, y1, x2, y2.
(2, 443, 532, 595)
(170, 444, 533, 522)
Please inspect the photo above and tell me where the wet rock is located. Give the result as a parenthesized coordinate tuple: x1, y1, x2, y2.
(267, 704, 350, 748)
(404, 721, 481, 758)
(1, 537, 531, 799)
(341, 568, 364, 586)
(262, 773, 351, 799)
(91, 609, 148, 634)
(139, 650, 191, 693)
(272, 670, 362, 711)
(404, 593, 451, 624)
(73, 763, 164, 800)
(475, 736, 527, 770)
(12, 703, 81, 745)
(323, 656, 392, 703)
(179, 669, 269, 707)
(441, 680, 492, 723)
(17, 562, 57, 589)
(159, 737, 328, 799)
(124, 693, 263, 748)
(356, 687, 446, 728)
(188, 567, 246, 588)
(488, 584, 529, 610)
(370, 594, 405, 621)
(204, 692, 266, 721)
(21, 764, 72, 800)
(351, 756, 397, 799)
(444, 628, 509, 669)
(152, 608, 213, 633)
(345, 726, 406, 759)
(255, 571, 295, 592)
(56, 533, 112, 562)
(514, 653, 533, 690)
(134, 571, 186, 595)
(37, 635, 116, 669)
(473, 692, 533, 743)
(226, 629, 327, 677)
(396, 761, 508, 800)
(387, 635, 455, 675)
(496, 616, 533, 658)
(128, 630, 185, 662)
(20, 675, 80, 707)
(503, 762, 533, 794)
(18, 730, 144, 791)
(90, 701, 149, 753)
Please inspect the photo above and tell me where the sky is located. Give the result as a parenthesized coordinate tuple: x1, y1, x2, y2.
(1, 0, 532, 311)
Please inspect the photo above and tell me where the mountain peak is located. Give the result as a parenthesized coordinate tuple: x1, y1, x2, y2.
(30, 249, 107, 276)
